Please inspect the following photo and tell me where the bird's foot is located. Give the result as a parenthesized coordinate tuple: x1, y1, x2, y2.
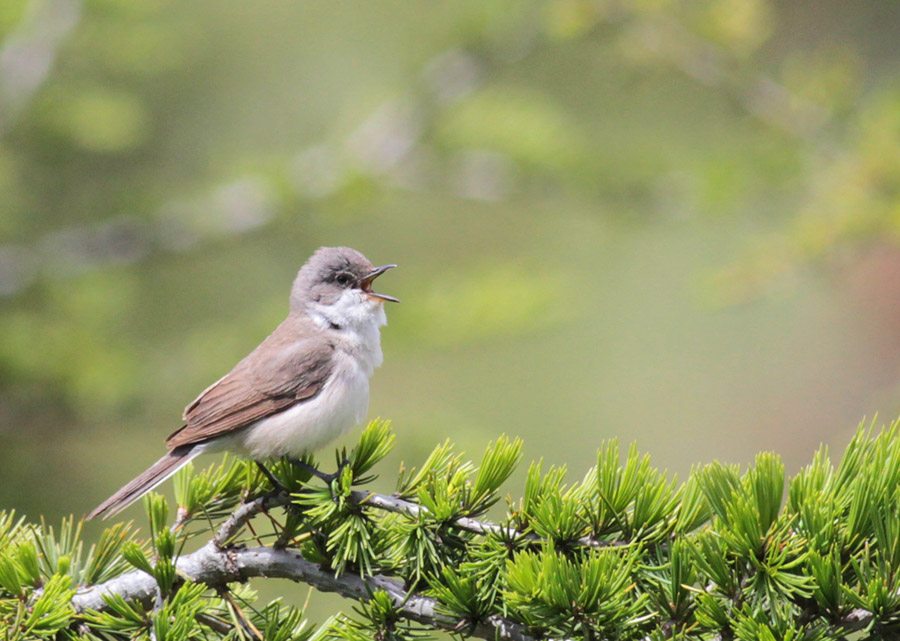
(288, 457, 352, 488)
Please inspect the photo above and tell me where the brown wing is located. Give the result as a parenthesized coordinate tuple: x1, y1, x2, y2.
(166, 333, 335, 449)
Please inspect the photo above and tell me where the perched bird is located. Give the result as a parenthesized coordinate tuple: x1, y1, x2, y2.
(88, 246, 398, 520)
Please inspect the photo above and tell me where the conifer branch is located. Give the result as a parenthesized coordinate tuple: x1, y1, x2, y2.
(71, 510, 881, 641)
(70, 541, 542, 641)
(213, 492, 290, 545)
(212, 483, 614, 551)
(11, 420, 900, 640)
(347, 489, 612, 548)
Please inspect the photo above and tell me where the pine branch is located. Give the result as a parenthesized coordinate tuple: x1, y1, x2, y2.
(70, 512, 881, 641)
(70, 541, 543, 641)
(347, 489, 614, 548)
(213, 491, 289, 545)
(211, 484, 616, 550)
(15, 421, 900, 640)
(71, 479, 607, 641)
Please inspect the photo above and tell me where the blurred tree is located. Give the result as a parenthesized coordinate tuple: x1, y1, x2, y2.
(2, 0, 900, 528)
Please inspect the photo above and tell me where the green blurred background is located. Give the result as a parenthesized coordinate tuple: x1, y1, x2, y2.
(3, 0, 900, 625)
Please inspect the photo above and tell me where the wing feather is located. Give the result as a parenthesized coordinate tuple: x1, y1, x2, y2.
(166, 331, 334, 449)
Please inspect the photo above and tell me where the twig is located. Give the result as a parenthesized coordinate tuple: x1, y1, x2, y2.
(213, 492, 289, 546)
(194, 612, 234, 635)
(348, 489, 616, 548)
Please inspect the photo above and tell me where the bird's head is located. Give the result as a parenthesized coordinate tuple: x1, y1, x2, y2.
(290, 247, 398, 329)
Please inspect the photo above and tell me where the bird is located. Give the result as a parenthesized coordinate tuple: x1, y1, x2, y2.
(88, 246, 398, 520)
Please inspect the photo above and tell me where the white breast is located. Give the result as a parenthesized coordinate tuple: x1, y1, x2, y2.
(216, 295, 387, 460)
(229, 351, 371, 459)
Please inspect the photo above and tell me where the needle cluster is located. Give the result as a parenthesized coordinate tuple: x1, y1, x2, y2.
(3, 419, 900, 640)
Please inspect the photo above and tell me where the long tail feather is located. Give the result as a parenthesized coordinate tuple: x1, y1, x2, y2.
(87, 446, 198, 521)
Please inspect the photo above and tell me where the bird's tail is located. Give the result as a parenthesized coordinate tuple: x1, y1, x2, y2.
(87, 446, 199, 521)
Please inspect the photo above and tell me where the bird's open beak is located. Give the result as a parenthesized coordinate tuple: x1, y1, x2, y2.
(361, 264, 399, 302)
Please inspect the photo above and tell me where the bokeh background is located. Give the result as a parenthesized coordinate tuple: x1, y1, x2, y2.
(3, 0, 900, 625)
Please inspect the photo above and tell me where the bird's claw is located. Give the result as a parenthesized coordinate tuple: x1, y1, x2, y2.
(288, 457, 353, 504)
(288, 457, 349, 485)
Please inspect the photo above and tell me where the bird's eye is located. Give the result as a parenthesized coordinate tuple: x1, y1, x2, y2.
(335, 273, 352, 286)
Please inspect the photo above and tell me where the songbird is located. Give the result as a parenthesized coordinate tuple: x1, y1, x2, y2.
(88, 246, 398, 520)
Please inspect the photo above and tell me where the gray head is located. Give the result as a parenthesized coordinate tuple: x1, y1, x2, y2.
(290, 247, 398, 313)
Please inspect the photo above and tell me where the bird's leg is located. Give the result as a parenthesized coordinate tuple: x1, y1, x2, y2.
(287, 458, 340, 484)
(255, 462, 287, 499)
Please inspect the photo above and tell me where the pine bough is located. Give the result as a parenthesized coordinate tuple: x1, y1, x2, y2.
(2, 419, 900, 640)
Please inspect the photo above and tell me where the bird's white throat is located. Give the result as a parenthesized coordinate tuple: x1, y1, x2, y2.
(309, 289, 386, 373)
(310, 288, 387, 330)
